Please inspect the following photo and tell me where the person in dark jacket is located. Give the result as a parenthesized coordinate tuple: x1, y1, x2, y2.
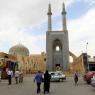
(44, 70, 51, 94)
(34, 71, 43, 94)
(74, 71, 78, 86)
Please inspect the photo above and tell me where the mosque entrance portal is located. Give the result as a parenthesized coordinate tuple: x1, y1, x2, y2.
(53, 39, 63, 71)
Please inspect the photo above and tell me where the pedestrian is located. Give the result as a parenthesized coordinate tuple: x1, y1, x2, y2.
(44, 70, 51, 94)
(0, 70, 1, 82)
(74, 71, 78, 86)
(7, 68, 13, 85)
(34, 71, 43, 94)
(19, 71, 23, 83)
(15, 69, 20, 84)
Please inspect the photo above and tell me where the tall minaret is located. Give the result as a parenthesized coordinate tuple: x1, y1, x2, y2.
(47, 3, 52, 31)
(62, 2, 67, 31)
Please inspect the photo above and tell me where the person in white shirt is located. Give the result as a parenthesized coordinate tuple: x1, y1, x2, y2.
(7, 69, 13, 85)
(19, 71, 23, 83)
(15, 69, 20, 84)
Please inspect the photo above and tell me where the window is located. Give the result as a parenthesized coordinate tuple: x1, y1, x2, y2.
(56, 46, 60, 51)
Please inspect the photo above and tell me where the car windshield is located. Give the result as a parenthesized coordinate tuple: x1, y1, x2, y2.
(57, 73, 62, 75)
(88, 72, 92, 74)
(50, 73, 55, 75)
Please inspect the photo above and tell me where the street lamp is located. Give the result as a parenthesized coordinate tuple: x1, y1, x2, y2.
(86, 42, 89, 71)
(86, 42, 88, 53)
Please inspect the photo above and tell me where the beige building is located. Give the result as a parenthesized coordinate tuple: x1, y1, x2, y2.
(15, 52, 46, 74)
(0, 44, 46, 74)
(69, 53, 95, 74)
(69, 54, 85, 74)
(29, 52, 46, 73)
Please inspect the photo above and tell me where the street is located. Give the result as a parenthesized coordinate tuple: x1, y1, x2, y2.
(0, 77, 95, 95)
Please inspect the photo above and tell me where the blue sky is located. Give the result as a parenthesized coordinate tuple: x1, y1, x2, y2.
(67, 1, 94, 19)
(0, 0, 95, 56)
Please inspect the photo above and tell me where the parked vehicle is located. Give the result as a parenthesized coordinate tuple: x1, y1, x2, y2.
(91, 74, 95, 87)
(83, 71, 95, 84)
(49, 71, 66, 82)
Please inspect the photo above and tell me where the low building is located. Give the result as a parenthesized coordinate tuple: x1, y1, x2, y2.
(29, 52, 46, 73)
(0, 44, 46, 74)
(70, 54, 85, 74)
(70, 53, 95, 74)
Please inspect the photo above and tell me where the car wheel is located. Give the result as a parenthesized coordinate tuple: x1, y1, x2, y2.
(87, 79, 91, 84)
(59, 79, 63, 82)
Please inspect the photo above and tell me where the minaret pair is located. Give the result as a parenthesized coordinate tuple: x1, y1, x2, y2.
(47, 3, 67, 31)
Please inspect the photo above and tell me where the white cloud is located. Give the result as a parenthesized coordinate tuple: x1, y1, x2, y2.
(0, 0, 73, 54)
(0, 0, 74, 27)
(68, 6, 95, 56)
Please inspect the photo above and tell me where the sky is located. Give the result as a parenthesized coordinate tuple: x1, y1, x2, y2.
(0, 0, 95, 57)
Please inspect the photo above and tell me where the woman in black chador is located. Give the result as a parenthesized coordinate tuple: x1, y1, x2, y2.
(44, 70, 51, 94)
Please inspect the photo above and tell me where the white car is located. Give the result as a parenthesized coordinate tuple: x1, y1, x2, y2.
(49, 71, 66, 82)
(91, 74, 95, 87)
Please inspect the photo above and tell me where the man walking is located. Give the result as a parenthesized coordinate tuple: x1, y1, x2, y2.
(19, 70, 23, 83)
(34, 71, 43, 94)
(15, 69, 20, 84)
(7, 68, 13, 85)
(74, 71, 78, 86)
(0, 70, 1, 82)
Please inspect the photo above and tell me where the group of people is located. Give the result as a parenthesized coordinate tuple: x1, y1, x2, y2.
(7, 69, 23, 85)
(34, 70, 51, 94)
(34, 70, 79, 94)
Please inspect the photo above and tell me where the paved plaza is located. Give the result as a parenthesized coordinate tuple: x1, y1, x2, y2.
(0, 77, 95, 95)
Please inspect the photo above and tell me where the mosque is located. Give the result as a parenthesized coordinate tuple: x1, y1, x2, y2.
(0, 2, 95, 75)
